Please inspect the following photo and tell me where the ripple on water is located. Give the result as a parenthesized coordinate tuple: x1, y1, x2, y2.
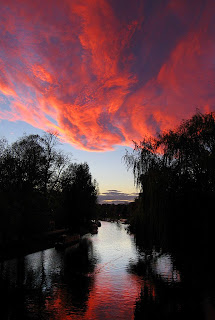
(0, 221, 184, 320)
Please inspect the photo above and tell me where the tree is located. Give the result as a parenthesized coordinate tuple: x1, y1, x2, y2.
(39, 131, 68, 194)
(124, 111, 215, 247)
(10, 134, 45, 191)
(0, 131, 99, 240)
(61, 162, 98, 230)
(157, 111, 215, 192)
(0, 132, 70, 238)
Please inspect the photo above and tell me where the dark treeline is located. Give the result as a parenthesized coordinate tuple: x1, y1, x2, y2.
(97, 202, 135, 221)
(0, 131, 98, 249)
(125, 111, 215, 252)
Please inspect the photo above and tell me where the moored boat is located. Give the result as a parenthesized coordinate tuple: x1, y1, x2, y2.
(96, 220, 101, 227)
(89, 221, 98, 234)
(119, 219, 128, 224)
(55, 234, 80, 250)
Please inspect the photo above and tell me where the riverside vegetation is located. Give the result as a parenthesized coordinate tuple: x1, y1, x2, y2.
(0, 131, 98, 258)
(123, 110, 215, 319)
(1, 111, 215, 319)
(1, 110, 215, 262)
(124, 111, 215, 252)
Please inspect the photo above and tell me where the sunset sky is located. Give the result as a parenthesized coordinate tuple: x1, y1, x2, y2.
(0, 0, 214, 203)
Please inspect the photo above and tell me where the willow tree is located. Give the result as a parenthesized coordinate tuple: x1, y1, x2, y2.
(157, 111, 215, 192)
(125, 111, 215, 247)
(124, 137, 170, 244)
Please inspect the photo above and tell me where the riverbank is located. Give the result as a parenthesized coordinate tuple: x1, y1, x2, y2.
(0, 229, 67, 261)
(0, 220, 101, 261)
(3, 221, 207, 320)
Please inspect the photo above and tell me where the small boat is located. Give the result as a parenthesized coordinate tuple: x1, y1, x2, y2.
(96, 220, 101, 227)
(55, 234, 80, 250)
(119, 219, 128, 224)
(90, 222, 98, 234)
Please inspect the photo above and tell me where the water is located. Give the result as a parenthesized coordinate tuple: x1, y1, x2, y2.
(0, 221, 213, 319)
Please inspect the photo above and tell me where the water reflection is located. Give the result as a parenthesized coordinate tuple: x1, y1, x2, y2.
(0, 221, 214, 319)
(153, 253, 181, 283)
(127, 249, 185, 319)
(128, 245, 215, 320)
(0, 238, 97, 319)
(80, 222, 142, 320)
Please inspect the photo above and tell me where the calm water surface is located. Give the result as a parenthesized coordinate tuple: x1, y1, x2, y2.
(0, 221, 211, 319)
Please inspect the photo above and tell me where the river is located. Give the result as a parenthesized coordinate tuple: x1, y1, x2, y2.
(0, 221, 213, 319)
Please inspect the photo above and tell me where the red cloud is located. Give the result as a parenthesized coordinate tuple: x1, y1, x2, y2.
(0, 0, 214, 150)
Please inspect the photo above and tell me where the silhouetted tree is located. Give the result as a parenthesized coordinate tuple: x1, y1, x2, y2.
(10, 134, 45, 191)
(125, 111, 215, 248)
(61, 162, 98, 231)
(0, 132, 98, 243)
(39, 131, 68, 194)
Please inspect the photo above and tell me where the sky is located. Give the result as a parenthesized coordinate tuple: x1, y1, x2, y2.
(0, 0, 215, 203)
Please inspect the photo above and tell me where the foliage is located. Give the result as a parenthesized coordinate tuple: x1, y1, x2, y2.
(97, 202, 135, 220)
(61, 162, 99, 230)
(0, 132, 98, 241)
(0, 132, 68, 193)
(124, 111, 215, 247)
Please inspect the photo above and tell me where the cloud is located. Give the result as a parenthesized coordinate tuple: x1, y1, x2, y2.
(98, 189, 138, 204)
(0, 0, 215, 151)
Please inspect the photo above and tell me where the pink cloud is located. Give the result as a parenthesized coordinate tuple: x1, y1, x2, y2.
(0, 0, 214, 150)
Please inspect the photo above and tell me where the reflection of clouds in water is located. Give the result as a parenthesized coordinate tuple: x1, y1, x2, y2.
(83, 221, 142, 319)
(2, 222, 185, 319)
(153, 254, 181, 283)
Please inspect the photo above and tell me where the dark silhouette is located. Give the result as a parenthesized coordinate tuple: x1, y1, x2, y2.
(124, 111, 215, 250)
(0, 238, 97, 319)
(124, 111, 215, 319)
(61, 162, 99, 232)
(0, 131, 98, 259)
(97, 202, 135, 221)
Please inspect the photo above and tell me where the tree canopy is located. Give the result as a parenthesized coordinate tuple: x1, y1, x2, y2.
(61, 162, 99, 230)
(125, 111, 215, 192)
(0, 131, 98, 240)
(124, 111, 215, 248)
